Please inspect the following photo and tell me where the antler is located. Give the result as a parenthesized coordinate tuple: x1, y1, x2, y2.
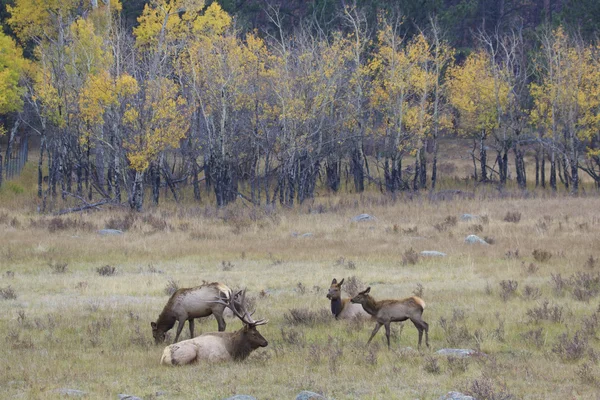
(211, 289, 268, 326)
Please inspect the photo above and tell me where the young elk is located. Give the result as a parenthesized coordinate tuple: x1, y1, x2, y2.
(327, 278, 371, 320)
(351, 287, 429, 349)
(151, 281, 234, 344)
(160, 289, 268, 365)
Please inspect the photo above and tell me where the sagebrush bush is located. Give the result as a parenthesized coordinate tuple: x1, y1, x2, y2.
(533, 249, 552, 263)
(96, 265, 116, 276)
(503, 211, 521, 223)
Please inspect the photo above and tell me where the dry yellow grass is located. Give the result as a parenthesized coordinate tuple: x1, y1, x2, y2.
(1, 193, 600, 399)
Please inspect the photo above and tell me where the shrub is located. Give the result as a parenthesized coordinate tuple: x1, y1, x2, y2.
(105, 213, 136, 231)
(280, 327, 305, 346)
(533, 249, 552, 263)
(221, 261, 234, 271)
(412, 283, 424, 298)
(284, 308, 331, 326)
(524, 262, 539, 275)
(586, 255, 598, 270)
(503, 211, 521, 223)
(526, 300, 563, 323)
(523, 285, 541, 300)
(446, 355, 470, 375)
(96, 265, 116, 276)
(164, 279, 179, 296)
(0, 286, 17, 300)
(521, 328, 544, 348)
(439, 316, 470, 347)
(499, 280, 518, 301)
(465, 375, 515, 400)
(553, 331, 588, 361)
(423, 355, 441, 374)
(550, 273, 568, 296)
(344, 276, 365, 297)
(402, 247, 419, 265)
(48, 261, 68, 274)
(570, 272, 600, 302)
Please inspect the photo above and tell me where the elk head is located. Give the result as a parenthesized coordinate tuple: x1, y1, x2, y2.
(350, 286, 371, 305)
(150, 321, 166, 344)
(212, 288, 268, 347)
(327, 278, 344, 300)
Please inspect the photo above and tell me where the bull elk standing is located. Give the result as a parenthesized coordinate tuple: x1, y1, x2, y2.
(351, 287, 429, 349)
(160, 289, 268, 365)
(327, 278, 370, 320)
(151, 281, 234, 344)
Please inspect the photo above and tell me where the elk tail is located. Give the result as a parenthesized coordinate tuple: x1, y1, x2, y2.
(413, 296, 426, 310)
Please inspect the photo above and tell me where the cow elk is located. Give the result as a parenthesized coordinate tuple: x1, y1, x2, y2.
(151, 281, 235, 344)
(160, 289, 268, 365)
(351, 287, 429, 349)
(327, 278, 371, 320)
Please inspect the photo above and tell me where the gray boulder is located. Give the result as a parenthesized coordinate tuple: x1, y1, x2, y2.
(439, 392, 475, 400)
(296, 391, 327, 400)
(352, 214, 375, 222)
(300, 233, 314, 238)
(118, 395, 143, 400)
(420, 251, 447, 257)
(436, 348, 477, 358)
(464, 235, 488, 245)
(98, 229, 123, 236)
(57, 388, 87, 397)
(223, 396, 257, 400)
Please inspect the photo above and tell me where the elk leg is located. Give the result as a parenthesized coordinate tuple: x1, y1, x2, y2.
(188, 318, 195, 338)
(423, 320, 429, 348)
(215, 313, 226, 332)
(384, 323, 391, 349)
(367, 322, 383, 345)
(174, 319, 186, 343)
(411, 318, 429, 349)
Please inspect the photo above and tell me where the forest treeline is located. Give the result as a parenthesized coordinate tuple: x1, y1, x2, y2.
(1, 0, 600, 211)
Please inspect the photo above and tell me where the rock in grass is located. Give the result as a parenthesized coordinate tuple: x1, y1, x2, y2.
(464, 235, 488, 245)
(296, 391, 327, 400)
(352, 214, 375, 222)
(420, 251, 447, 257)
(118, 395, 143, 400)
(98, 229, 123, 236)
(436, 348, 477, 358)
(57, 388, 87, 397)
(460, 214, 479, 221)
(223, 396, 257, 400)
(439, 392, 475, 400)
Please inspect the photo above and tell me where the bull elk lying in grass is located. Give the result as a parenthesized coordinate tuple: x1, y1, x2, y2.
(160, 289, 268, 365)
(351, 287, 429, 349)
(327, 278, 371, 320)
(151, 281, 234, 344)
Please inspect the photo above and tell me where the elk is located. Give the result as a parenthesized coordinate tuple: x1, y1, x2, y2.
(327, 278, 371, 320)
(351, 287, 429, 349)
(151, 281, 235, 344)
(160, 289, 268, 365)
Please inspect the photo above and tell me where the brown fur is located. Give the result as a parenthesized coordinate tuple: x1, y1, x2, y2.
(351, 287, 429, 349)
(151, 281, 233, 344)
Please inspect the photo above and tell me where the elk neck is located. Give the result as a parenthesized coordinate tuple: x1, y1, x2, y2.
(229, 328, 256, 361)
(156, 309, 177, 332)
(360, 295, 380, 316)
(330, 297, 343, 318)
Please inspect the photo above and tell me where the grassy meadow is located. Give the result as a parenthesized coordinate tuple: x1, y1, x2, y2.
(1, 190, 600, 399)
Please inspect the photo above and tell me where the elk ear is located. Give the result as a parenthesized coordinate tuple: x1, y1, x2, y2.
(151, 322, 157, 329)
(331, 278, 337, 284)
(338, 278, 344, 286)
(364, 287, 371, 294)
